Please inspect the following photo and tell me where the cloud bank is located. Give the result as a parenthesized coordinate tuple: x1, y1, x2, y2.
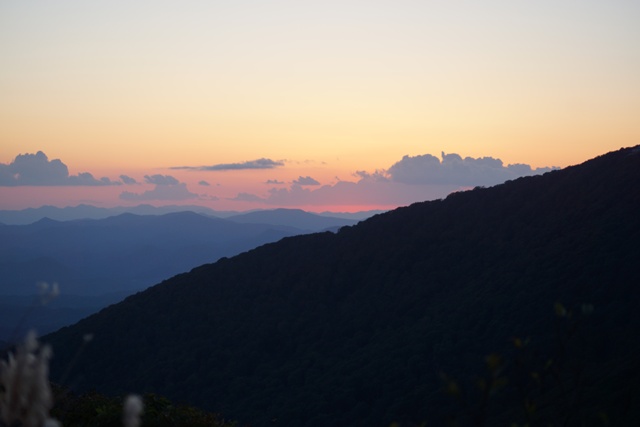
(230, 192, 265, 202)
(2, 150, 556, 209)
(387, 152, 554, 186)
(144, 174, 179, 185)
(292, 176, 320, 186)
(120, 175, 138, 185)
(0, 151, 120, 186)
(119, 174, 198, 201)
(232, 152, 556, 207)
(173, 158, 284, 171)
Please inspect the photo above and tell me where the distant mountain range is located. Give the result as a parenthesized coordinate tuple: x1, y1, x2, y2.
(0, 209, 361, 340)
(0, 204, 384, 225)
(226, 208, 360, 231)
(43, 146, 640, 426)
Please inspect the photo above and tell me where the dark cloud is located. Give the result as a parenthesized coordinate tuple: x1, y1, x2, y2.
(387, 152, 555, 186)
(0, 151, 121, 186)
(292, 176, 320, 186)
(265, 179, 285, 185)
(198, 180, 210, 186)
(144, 174, 180, 185)
(172, 158, 284, 171)
(120, 175, 138, 185)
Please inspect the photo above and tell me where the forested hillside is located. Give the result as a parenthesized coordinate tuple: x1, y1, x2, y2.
(45, 146, 640, 426)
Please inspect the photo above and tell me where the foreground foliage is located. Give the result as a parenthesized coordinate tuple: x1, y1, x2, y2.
(51, 387, 235, 427)
(438, 302, 638, 426)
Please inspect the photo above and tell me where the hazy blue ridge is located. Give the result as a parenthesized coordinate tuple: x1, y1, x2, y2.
(0, 204, 382, 225)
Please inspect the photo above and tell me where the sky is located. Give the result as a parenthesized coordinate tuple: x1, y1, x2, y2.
(1, 0, 639, 212)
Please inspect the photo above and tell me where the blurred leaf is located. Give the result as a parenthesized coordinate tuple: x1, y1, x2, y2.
(554, 302, 567, 317)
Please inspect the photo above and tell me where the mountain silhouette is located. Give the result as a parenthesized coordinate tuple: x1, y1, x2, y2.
(0, 211, 306, 297)
(44, 146, 640, 426)
(0, 203, 382, 225)
(0, 204, 233, 225)
(226, 208, 358, 231)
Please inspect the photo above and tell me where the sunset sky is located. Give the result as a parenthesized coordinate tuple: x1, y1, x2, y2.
(1, 1, 639, 212)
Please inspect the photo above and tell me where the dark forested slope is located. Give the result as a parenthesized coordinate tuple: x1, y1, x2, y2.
(45, 146, 640, 426)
